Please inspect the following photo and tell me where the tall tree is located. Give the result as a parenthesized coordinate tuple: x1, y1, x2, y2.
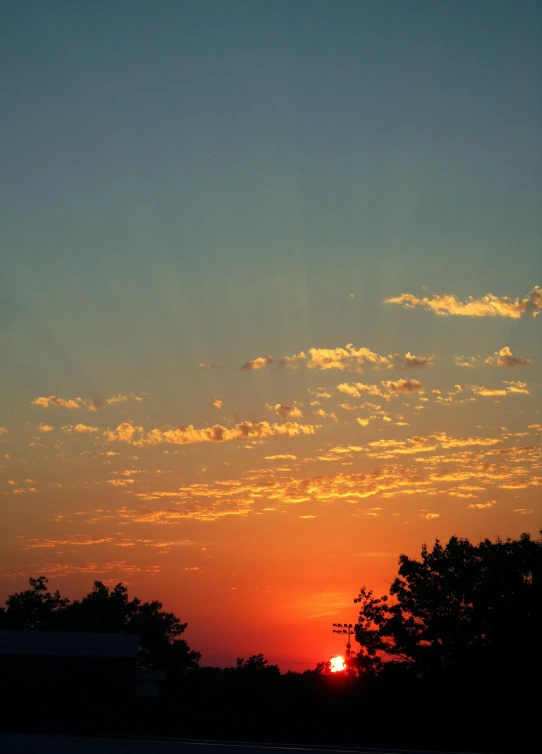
(354, 533, 542, 677)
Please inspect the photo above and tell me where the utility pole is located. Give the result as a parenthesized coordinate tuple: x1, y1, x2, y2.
(332, 622, 354, 663)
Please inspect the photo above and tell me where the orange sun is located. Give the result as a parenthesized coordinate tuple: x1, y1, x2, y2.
(330, 655, 346, 672)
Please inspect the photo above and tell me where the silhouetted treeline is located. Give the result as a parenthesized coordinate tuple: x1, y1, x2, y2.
(1, 532, 540, 753)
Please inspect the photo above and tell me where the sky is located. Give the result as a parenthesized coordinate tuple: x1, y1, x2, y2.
(1, 0, 541, 671)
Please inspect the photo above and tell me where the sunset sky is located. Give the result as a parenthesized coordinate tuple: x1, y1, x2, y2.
(1, 0, 541, 670)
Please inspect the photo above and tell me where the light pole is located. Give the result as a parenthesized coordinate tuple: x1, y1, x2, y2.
(331, 622, 355, 665)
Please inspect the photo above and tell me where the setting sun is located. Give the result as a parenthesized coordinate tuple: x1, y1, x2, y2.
(330, 655, 346, 673)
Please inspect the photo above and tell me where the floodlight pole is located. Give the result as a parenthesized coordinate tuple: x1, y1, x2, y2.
(331, 622, 354, 663)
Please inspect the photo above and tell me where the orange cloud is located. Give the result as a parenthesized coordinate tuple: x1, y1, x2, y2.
(485, 346, 532, 368)
(266, 403, 303, 419)
(386, 286, 542, 318)
(213, 397, 223, 410)
(241, 356, 273, 371)
(470, 381, 530, 398)
(37, 424, 54, 432)
(32, 396, 82, 409)
(104, 420, 317, 447)
(337, 379, 422, 400)
(61, 423, 100, 434)
(105, 393, 143, 405)
(469, 500, 497, 509)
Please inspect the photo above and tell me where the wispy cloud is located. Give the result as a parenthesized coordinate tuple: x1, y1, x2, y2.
(32, 393, 142, 410)
(61, 423, 100, 434)
(213, 397, 223, 410)
(386, 286, 542, 318)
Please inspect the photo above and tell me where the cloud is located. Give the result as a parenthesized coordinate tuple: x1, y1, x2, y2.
(241, 356, 273, 371)
(485, 346, 532, 368)
(264, 454, 297, 461)
(104, 420, 317, 447)
(513, 508, 532, 515)
(199, 363, 221, 369)
(469, 500, 496, 509)
(420, 512, 440, 519)
(107, 478, 135, 487)
(213, 397, 223, 410)
(37, 424, 54, 432)
(23, 536, 114, 549)
(61, 423, 100, 434)
(454, 356, 478, 368)
(0, 427, 9, 436)
(32, 396, 82, 409)
(385, 286, 542, 318)
(239, 345, 433, 373)
(277, 352, 307, 368)
(32, 394, 140, 410)
(105, 393, 143, 405)
(266, 403, 303, 419)
(470, 381, 530, 398)
(337, 379, 422, 400)
(384, 378, 423, 393)
(388, 352, 435, 370)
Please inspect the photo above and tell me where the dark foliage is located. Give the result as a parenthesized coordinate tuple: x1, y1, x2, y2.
(1, 533, 540, 752)
(0, 577, 200, 672)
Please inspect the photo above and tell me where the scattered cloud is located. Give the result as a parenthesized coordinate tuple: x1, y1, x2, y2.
(470, 381, 530, 398)
(266, 403, 303, 419)
(104, 420, 317, 447)
(513, 508, 532, 515)
(61, 423, 100, 434)
(385, 286, 542, 318)
(0, 427, 9, 436)
(241, 356, 273, 371)
(485, 346, 532, 368)
(32, 394, 141, 411)
(37, 424, 54, 432)
(337, 379, 422, 400)
(469, 500, 496, 509)
(213, 397, 223, 410)
(199, 363, 221, 369)
(264, 454, 297, 461)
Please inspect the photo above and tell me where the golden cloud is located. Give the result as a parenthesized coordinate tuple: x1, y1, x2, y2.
(105, 393, 143, 405)
(337, 379, 422, 400)
(37, 424, 54, 432)
(104, 420, 317, 447)
(0, 427, 9, 436)
(240, 356, 273, 371)
(266, 403, 303, 419)
(61, 423, 100, 434)
(385, 286, 542, 318)
(470, 381, 530, 398)
(485, 346, 532, 368)
(213, 397, 223, 410)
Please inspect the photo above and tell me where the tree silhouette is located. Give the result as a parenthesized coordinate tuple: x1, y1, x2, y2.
(0, 577, 200, 672)
(354, 533, 542, 678)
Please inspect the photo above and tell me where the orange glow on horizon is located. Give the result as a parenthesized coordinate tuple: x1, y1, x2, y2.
(330, 655, 346, 673)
